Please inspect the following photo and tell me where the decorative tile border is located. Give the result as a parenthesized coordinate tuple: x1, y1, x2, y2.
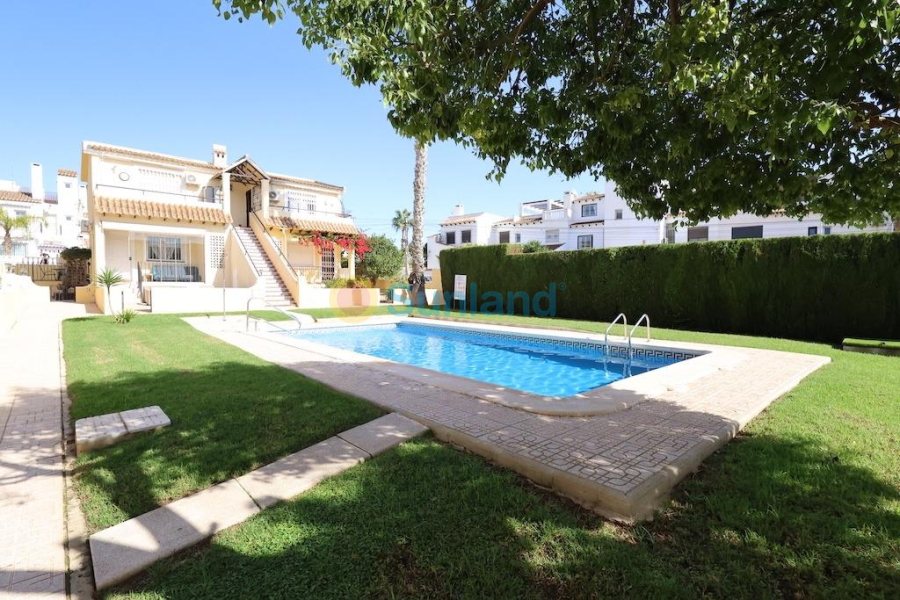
(293, 320, 702, 364)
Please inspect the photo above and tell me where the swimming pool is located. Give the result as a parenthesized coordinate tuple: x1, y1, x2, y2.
(288, 322, 693, 397)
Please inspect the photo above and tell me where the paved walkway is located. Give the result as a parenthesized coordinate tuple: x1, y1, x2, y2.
(0, 302, 94, 599)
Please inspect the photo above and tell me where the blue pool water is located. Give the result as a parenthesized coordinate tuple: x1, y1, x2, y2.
(289, 323, 686, 397)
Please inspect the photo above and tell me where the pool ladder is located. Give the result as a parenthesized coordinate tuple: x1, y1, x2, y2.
(604, 313, 650, 360)
(245, 297, 316, 332)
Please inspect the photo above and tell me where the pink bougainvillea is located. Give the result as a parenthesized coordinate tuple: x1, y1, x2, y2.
(296, 231, 370, 258)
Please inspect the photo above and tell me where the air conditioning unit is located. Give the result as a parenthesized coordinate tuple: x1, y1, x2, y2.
(268, 190, 280, 202)
(184, 173, 200, 186)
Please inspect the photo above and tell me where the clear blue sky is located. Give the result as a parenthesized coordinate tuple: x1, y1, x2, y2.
(0, 1, 602, 241)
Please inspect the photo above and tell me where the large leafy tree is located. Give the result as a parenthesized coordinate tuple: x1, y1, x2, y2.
(215, 0, 900, 225)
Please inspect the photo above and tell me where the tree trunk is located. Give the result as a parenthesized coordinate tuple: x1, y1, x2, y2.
(408, 140, 428, 306)
(401, 225, 409, 277)
(2, 230, 11, 257)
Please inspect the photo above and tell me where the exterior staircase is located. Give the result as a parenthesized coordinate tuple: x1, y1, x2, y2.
(233, 226, 295, 307)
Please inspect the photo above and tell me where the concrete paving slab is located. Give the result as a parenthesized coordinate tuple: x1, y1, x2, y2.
(236, 436, 369, 509)
(75, 406, 171, 455)
(337, 412, 428, 456)
(74, 414, 127, 454)
(120, 406, 171, 434)
(90, 479, 259, 590)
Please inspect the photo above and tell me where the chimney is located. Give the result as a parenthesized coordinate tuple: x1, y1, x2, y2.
(212, 144, 227, 168)
(563, 190, 577, 209)
(30, 163, 44, 200)
(451, 204, 465, 217)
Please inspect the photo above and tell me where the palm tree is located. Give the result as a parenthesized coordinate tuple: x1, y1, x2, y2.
(0, 207, 37, 256)
(96, 268, 125, 315)
(408, 141, 428, 306)
(392, 208, 411, 277)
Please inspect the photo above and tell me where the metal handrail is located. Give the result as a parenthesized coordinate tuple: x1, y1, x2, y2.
(229, 226, 261, 277)
(248, 211, 298, 282)
(604, 313, 628, 347)
(629, 314, 651, 343)
(245, 297, 314, 332)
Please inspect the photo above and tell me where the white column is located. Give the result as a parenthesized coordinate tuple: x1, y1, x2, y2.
(347, 243, 355, 279)
(221, 172, 231, 220)
(260, 179, 270, 221)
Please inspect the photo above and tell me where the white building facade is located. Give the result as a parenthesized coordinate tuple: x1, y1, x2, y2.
(0, 164, 88, 260)
(427, 180, 894, 268)
(81, 141, 363, 314)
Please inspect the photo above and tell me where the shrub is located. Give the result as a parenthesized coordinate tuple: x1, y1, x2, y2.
(439, 233, 900, 342)
(324, 278, 372, 289)
(521, 240, 548, 254)
(115, 309, 137, 324)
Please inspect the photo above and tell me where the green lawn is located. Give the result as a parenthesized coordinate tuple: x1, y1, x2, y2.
(65, 315, 383, 532)
(99, 311, 899, 598)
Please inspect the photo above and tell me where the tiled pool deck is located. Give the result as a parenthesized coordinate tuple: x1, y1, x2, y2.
(188, 316, 830, 521)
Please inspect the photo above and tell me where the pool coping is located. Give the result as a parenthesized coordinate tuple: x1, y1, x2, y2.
(251, 316, 745, 417)
(185, 315, 831, 521)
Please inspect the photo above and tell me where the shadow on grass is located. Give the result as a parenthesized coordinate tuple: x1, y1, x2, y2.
(105, 432, 900, 599)
(70, 361, 383, 531)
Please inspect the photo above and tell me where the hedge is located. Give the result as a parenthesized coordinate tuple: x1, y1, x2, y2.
(439, 233, 900, 343)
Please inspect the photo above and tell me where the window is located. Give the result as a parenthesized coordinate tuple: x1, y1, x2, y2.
(614, 209, 623, 220)
(498, 231, 510, 244)
(581, 204, 597, 217)
(577, 235, 593, 249)
(687, 226, 709, 242)
(64, 183, 72, 189)
(514, 233, 521, 243)
(15, 210, 26, 218)
(147, 237, 183, 261)
(665, 223, 676, 244)
(546, 229, 560, 244)
(731, 225, 763, 239)
(824, 226, 832, 235)
(461, 230, 472, 244)
(445, 231, 456, 245)
(0, 242, 27, 256)
(807, 226, 818, 236)
(202, 186, 220, 202)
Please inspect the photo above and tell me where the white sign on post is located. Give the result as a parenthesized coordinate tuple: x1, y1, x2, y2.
(453, 274, 467, 303)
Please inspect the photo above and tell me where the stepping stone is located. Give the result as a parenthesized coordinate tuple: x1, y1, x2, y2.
(119, 406, 170, 434)
(236, 436, 369, 509)
(75, 406, 171, 455)
(90, 479, 259, 590)
(337, 413, 429, 456)
(74, 414, 127, 454)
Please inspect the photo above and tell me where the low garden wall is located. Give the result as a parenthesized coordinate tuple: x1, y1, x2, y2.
(0, 274, 50, 332)
(439, 233, 900, 342)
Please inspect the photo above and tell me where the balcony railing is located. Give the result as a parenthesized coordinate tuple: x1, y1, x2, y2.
(274, 201, 351, 219)
(95, 183, 222, 204)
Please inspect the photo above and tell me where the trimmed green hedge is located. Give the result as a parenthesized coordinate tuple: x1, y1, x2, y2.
(439, 233, 900, 342)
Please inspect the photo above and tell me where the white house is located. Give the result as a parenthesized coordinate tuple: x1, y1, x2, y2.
(426, 205, 505, 268)
(426, 180, 893, 268)
(0, 164, 88, 260)
(81, 141, 367, 314)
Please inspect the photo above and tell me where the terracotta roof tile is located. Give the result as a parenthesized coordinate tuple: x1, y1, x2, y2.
(268, 173, 344, 193)
(84, 143, 217, 170)
(493, 215, 543, 226)
(571, 219, 605, 227)
(95, 196, 232, 224)
(0, 190, 40, 204)
(265, 215, 359, 235)
(57, 169, 77, 178)
(440, 213, 485, 226)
